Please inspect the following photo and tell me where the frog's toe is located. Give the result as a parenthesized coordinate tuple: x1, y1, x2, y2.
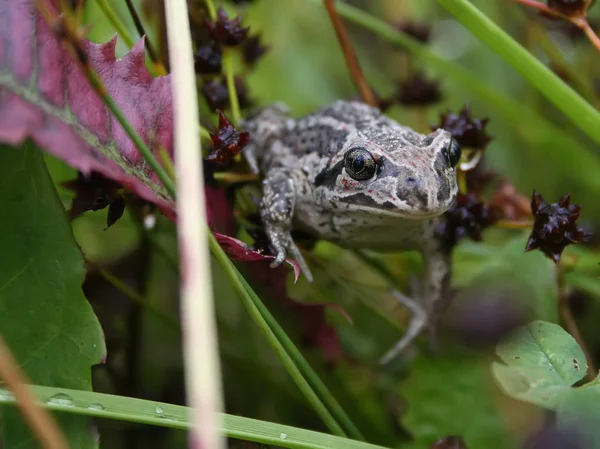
(269, 252, 286, 268)
(379, 290, 427, 365)
(287, 241, 314, 283)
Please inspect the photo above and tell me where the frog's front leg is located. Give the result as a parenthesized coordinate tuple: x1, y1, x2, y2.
(260, 169, 314, 283)
(379, 230, 451, 364)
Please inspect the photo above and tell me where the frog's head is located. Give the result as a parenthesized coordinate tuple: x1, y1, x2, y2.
(315, 129, 460, 219)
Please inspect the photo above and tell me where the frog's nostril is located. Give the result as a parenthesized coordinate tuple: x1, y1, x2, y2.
(405, 177, 421, 188)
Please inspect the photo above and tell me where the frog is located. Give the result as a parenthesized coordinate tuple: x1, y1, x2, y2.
(242, 100, 460, 363)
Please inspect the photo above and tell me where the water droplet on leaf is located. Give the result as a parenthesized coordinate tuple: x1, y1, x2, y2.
(46, 393, 75, 407)
(0, 389, 15, 401)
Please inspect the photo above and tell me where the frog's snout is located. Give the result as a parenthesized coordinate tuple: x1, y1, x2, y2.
(397, 176, 430, 210)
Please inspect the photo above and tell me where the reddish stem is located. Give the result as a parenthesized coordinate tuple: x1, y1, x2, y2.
(582, 19, 600, 53)
(495, 219, 534, 229)
(323, 0, 377, 106)
(512, 0, 600, 55)
(558, 288, 598, 380)
(0, 335, 69, 449)
(513, 0, 564, 18)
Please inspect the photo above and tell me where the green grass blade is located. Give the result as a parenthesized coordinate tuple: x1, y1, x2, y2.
(208, 234, 348, 438)
(435, 0, 600, 144)
(235, 271, 365, 441)
(0, 386, 387, 449)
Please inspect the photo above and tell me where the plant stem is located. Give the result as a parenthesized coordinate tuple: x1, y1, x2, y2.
(208, 233, 348, 437)
(95, 0, 135, 48)
(165, 3, 225, 449)
(557, 268, 597, 381)
(89, 262, 180, 331)
(558, 291, 597, 380)
(0, 335, 68, 449)
(223, 48, 242, 124)
(457, 170, 467, 194)
(582, 19, 600, 53)
(495, 219, 534, 229)
(233, 268, 365, 441)
(96, 74, 177, 196)
(530, 23, 596, 102)
(323, 0, 376, 106)
(512, 0, 562, 18)
(204, 0, 218, 21)
(201, 125, 212, 140)
(123, 0, 166, 74)
(158, 146, 177, 182)
(353, 250, 401, 290)
(435, 0, 600, 144)
(212, 172, 260, 183)
(513, 0, 600, 54)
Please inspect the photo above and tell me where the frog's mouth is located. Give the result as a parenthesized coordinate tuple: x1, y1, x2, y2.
(347, 204, 446, 220)
(338, 193, 449, 220)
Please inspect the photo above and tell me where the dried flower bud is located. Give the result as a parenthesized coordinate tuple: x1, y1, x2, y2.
(397, 20, 432, 43)
(547, 0, 593, 17)
(202, 77, 252, 112)
(434, 106, 492, 150)
(205, 6, 249, 47)
(525, 191, 589, 263)
(63, 172, 125, 229)
(242, 34, 269, 66)
(195, 43, 223, 74)
(397, 72, 443, 106)
(436, 193, 498, 251)
(208, 111, 250, 163)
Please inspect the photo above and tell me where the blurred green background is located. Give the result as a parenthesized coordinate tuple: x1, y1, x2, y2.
(43, 0, 600, 448)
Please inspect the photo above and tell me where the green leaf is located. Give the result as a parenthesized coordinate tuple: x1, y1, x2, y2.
(0, 143, 106, 447)
(399, 352, 516, 449)
(453, 232, 558, 323)
(557, 377, 600, 449)
(492, 321, 586, 409)
(0, 385, 390, 449)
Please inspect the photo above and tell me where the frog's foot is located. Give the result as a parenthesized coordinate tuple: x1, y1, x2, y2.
(269, 238, 314, 283)
(379, 290, 427, 365)
(260, 168, 314, 282)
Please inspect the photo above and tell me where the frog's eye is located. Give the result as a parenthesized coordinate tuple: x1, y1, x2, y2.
(443, 138, 461, 168)
(344, 147, 377, 181)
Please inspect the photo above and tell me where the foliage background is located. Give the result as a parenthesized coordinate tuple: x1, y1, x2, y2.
(13, 0, 600, 448)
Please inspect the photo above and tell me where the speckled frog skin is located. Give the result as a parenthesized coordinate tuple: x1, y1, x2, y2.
(243, 100, 460, 362)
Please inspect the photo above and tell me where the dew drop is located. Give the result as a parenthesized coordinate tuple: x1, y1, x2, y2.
(155, 406, 164, 414)
(88, 403, 105, 411)
(0, 389, 15, 401)
(159, 415, 178, 423)
(46, 393, 75, 407)
(144, 214, 157, 230)
(280, 433, 287, 440)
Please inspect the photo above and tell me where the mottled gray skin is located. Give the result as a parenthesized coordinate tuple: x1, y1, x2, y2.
(243, 100, 459, 362)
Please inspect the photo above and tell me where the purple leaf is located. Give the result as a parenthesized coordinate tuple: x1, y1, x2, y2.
(0, 0, 174, 218)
